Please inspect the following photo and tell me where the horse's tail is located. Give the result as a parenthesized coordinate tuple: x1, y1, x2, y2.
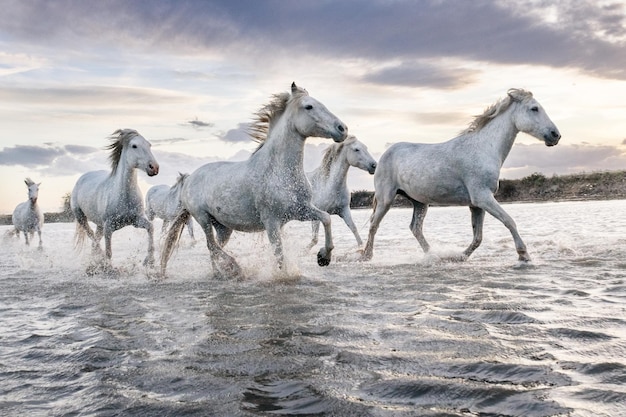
(160, 208, 190, 274)
(74, 220, 87, 252)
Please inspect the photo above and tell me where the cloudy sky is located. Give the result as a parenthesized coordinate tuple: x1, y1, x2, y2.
(2, 0, 626, 213)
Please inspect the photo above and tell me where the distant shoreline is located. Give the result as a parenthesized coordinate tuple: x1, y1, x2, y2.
(3, 170, 626, 225)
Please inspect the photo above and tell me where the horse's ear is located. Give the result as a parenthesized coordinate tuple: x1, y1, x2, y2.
(291, 82, 308, 96)
(24, 180, 28, 186)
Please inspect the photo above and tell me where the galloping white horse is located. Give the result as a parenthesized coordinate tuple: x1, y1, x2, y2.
(71, 129, 160, 267)
(146, 173, 195, 239)
(307, 135, 377, 248)
(362, 89, 561, 262)
(161, 82, 348, 277)
(11, 178, 44, 247)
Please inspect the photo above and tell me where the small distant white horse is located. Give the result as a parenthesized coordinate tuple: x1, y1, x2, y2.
(71, 129, 160, 267)
(362, 88, 561, 262)
(11, 178, 44, 247)
(307, 135, 377, 248)
(146, 173, 195, 239)
(161, 82, 348, 277)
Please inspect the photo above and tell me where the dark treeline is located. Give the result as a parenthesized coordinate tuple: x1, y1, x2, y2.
(350, 170, 626, 209)
(3, 171, 626, 225)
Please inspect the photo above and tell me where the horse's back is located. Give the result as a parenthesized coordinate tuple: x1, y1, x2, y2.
(71, 170, 110, 221)
(376, 142, 474, 205)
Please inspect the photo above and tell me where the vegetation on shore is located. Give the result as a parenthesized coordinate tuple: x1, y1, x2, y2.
(3, 171, 626, 225)
(349, 170, 626, 208)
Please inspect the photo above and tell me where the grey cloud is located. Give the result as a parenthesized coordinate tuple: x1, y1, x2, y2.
(0, 144, 66, 167)
(2, 0, 626, 87)
(362, 62, 479, 89)
(503, 143, 626, 178)
(65, 144, 99, 155)
(221, 123, 253, 143)
(186, 119, 214, 129)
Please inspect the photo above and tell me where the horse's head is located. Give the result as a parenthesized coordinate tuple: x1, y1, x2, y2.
(509, 89, 561, 147)
(345, 136, 377, 174)
(24, 178, 40, 204)
(290, 82, 348, 143)
(111, 129, 160, 176)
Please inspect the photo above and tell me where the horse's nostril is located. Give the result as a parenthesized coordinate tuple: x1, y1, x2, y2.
(338, 125, 345, 133)
(551, 130, 560, 139)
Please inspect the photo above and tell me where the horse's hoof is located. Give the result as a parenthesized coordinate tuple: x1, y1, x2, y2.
(143, 257, 155, 267)
(317, 250, 331, 267)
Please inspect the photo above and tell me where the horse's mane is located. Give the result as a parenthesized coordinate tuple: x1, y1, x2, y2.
(173, 172, 189, 188)
(106, 129, 139, 174)
(24, 177, 35, 186)
(318, 135, 357, 178)
(461, 88, 533, 135)
(249, 83, 308, 153)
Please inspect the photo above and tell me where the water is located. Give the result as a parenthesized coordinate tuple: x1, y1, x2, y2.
(1, 200, 625, 416)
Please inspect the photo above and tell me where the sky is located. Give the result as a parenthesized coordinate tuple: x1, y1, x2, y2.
(2, 0, 626, 213)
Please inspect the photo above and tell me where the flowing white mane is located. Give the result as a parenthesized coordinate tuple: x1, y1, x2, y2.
(461, 88, 533, 134)
(318, 135, 357, 178)
(106, 129, 140, 174)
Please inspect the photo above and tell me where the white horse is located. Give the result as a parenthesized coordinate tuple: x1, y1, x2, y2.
(10, 178, 44, 247)
(146, 173, 195, 239)
(362, 88, 561, 262)
(71, 129, 160, 267)
(306, 135, 377, 248)
(161, 82, 348, 277)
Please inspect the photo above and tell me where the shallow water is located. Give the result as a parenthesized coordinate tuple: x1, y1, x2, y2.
(1, 200, 625, 416)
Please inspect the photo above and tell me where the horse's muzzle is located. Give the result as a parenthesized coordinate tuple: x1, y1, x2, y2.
(332, 123, 348, 142)
(544, 129, 561, 147)
(147, 163, 160, 176)
(368, 162, 377, 175)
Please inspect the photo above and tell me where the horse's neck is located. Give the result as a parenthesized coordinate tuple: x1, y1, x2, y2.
(110, 162, 140, 198)
(475, 107, 519, 165)
(325, 154, 350, 189)
(253, 123, 306, 175)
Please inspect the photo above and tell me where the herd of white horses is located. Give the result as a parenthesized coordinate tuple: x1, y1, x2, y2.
(8, 82, 561, 276)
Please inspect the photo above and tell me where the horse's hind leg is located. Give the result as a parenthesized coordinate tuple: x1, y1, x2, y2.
(361, 195, 393, 261)
(196, 211, 241, 277)
(306, 220, 320, 250)
(463, 206, 485, 258)
(23, 231, 30, 246)
(409, 200, 430, 253)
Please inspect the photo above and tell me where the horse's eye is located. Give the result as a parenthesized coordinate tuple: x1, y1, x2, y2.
(305, 104, 313, 110)
(132, 144, 137, 149)
(530, 106, 539, 112)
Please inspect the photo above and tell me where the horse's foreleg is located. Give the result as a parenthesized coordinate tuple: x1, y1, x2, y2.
(23, 231, 30, 246)
(475, 194, 530, 262)
(134, 216, 155, 266)
(338, 206, 362, 247)
(214, 222, 232, 247)
(295, 205, 334, 266)
(103, 222, 114, 260)
(409, 200, 430, 253)
(37, 228, 43, 249)
(161, 220, 169, 234)
(307, 220, 320, 250)
(463, 206, 485, 259)
(361, 196, 393, 261)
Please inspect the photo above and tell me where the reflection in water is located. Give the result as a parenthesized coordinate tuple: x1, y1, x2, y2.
(1, 200, 626, 416)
